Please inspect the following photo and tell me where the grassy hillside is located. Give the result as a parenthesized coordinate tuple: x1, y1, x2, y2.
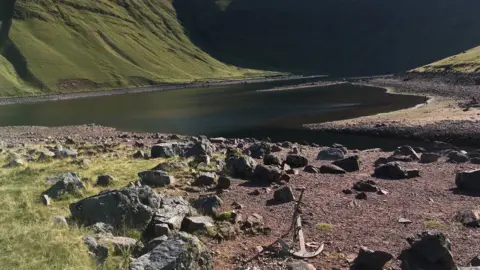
(174, 0, 480, 76)
(413, 46, 480, 73)
(0, 0, 264, 96)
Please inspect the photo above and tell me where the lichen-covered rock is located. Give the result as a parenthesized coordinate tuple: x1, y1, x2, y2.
(70, 186, 161, 229)
(225, 155, 257, 179)
(131, 233, 212, 270)
(151, 143, 185, 158)
(43, 172, 86, 199)
(194, 172, 217, 186)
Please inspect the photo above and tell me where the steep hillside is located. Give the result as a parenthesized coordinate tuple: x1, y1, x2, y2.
(174, 0, 480, 76)
(0, 0, 262, 96)
(414, 45, 480, 73)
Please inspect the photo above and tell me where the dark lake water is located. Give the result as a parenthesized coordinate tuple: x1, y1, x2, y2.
(0, 79, 425, 149)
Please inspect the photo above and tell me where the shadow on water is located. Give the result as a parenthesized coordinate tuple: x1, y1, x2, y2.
(0, 80, 426, 150)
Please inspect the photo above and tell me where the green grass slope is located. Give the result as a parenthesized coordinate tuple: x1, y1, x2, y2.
(413, 46, 480, 73)
(0, 0, 264, 96)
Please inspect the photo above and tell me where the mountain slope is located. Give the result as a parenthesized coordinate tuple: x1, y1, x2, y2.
(414, 45, 480, 73)
(0, 0, 262, 96)
(174, 0, 480, 76)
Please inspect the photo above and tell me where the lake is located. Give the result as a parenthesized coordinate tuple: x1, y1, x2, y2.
(0, 79, 425, 149)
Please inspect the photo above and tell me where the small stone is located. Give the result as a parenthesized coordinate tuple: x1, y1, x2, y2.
(377, 189, 389, 195)
(333, 156, 360, 172)
(420, 153, 441, 163)
(232, 201, 244, 209)
(217, 176, 232, 190)
(286, 169, 299, 175)
(355, 192, 367, 200)
(279, 174, 291, 182)
(353, 180, 379, 192)
(53, 216, 68, 227)
(245, 213, 264, 228)
(96, 174, 115, 187)
(133, 150, 147, 159)
(471, 255, 480, 266)
(454, 210, 480, 227)
(154, 223, 171, 237)
(273, 186, 295, 203)
(398, 218, 413, 224)
(343, 189, 353, 195)
(304, 165, 319, 173)
(255, 246, 263, 253)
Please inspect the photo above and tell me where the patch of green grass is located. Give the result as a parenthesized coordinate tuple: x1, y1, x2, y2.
(0, 147, 162, 269)
(315, 223, 334, 233)
(0, 0, 271, 96)
(423, 220, 448, 229)
(413, 45, 480, 73)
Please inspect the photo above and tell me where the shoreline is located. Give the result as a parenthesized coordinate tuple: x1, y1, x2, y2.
(0, 74, 327, 105)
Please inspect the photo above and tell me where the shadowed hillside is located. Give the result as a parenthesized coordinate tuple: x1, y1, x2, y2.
(174, 0, 480, 76)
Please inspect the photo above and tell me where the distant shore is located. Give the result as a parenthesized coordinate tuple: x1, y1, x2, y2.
(0, 75, 327, 105)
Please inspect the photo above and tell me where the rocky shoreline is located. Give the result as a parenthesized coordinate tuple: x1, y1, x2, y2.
(2, 127, 480, 269)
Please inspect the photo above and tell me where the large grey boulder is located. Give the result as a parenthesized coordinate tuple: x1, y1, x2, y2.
(151, 143, 184, 158)
(252, 165, 282, 184)
(319, 164, 346, 174)
(273, 186, 295, 203)
(456, 170, 480, 191)
(225, 155, 257, 178)
(285, 154, 309, 168)
(130, 233, 212, 270)
(43, 172, 86, 199)
(317, 148, 345, 161)
(138, 170, 175, 187)
(399, 231, 456, 270)
(454, 209, 480, 227)
(69, 186, 161, 229)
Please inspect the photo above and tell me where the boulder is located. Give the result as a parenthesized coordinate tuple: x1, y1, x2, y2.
(471, 255, 480, 266)
(285, 154, 309, 168)
(185, 138, 216, 157)
(399, 231, 456, 270)
(353, 180, 379, 192)
(96, 174, 115, 187)
(193, 195, 223, 215)
(217, 176, 232, 190)
(70, 186, 161, 229)
(252, 165, 282, 183)
(454, 210, 480, 227)
(194, 172, 217, 186)
(225, 155, 257, 178)
(153, 196, 193, 230)
(263, 154, 281, 166)
(138, 170, 175, 187)
(316, 148, 345, 161)
(332, 143, 348, 154)
(130, 233, 212, 270)
(154, 224, 171, 237)
(150, 143, 184, 158)
(374, 162, 413, 179)
(43, 172, 86, 199)
(245, 213, 264, 228)
(54, 149, 78, 159)
(447, 151, 470, 163)
(181, 216, 215, 233)
(83, 236, 108, 264)
(420, 153, 441, 163)
(152, 162, 189, 171)
(352, 247, 393, 270)
(319, 164, 346, 174)
(304, 165, 319, 173)
(456, 170, 480, 191)
(248, 142, 271, 158)
(273, 186, 295, 203)
(394, 145, 420, 160)
(332, 156, 360, 172)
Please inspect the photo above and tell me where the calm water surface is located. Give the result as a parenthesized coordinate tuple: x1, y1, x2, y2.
(0, 80, 425, 148)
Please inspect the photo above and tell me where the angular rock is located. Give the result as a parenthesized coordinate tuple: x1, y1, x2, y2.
(154, 196, 192, 230)
(83, 236, 108, 264)
(150, 143, 184, 159)
(454, 210, 480, 227)
(209, 137, 226, 144)
(132, 150, 148, 159)
(420, 153, 441, 163)
(374, 162, 412, 179)
(263, 154, 281, 166)
(471, 255, 480, 266)
(248, 142, 271, 158)
(138, 170, 175, 187)
(181, 216, 215, 233)
(53, 216, 69, 227)
(456, 170, 480, 191)
(285, 154, 309, 168)
(54, 149, 78, 159)
(130, 233, 212, 270)
(43, 172, 86, 199)
(70, 186, 161, 229)
(273, 186, 295, 203)
(152, 161, 189, 171)
(374, 157, 388, 167)
(193, 195, 223, 215)
(394, 145, 420, 160)
(447, 151, 470, 163)
(355, 192, 367, 200)
(194, 172, 217, 186)
(88, 222, 114, 235)
(352, 247, 393, 270)
(225, 155, 257, 178)
(41, 194, 51, 206)
(400, 231, 456, 270)
(252, 165, 282, 183)
(245, 213, 264, 228)
(317, 148, 345, 161)
(319, 164, 346, 174)
(353, 180, 379, 192)
(217, 176, 232, 190)
(185, 138, 216, 158)
(304, 165, 319, 173)
(96, 174, 115, 187)
(333, 155, 360, 172)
